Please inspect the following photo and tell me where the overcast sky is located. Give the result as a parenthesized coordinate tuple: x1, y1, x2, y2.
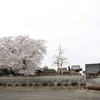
(0, 0, 100, 71)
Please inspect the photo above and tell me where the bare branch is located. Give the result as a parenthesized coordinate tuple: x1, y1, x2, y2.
(53, 44, 67, 68)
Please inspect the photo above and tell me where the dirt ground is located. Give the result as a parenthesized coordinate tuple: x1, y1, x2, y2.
(0, 90, 100, 100)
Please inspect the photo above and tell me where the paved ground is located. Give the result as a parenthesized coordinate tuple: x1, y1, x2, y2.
(93, 78, 100, 83)
(0, 90, 100, 100)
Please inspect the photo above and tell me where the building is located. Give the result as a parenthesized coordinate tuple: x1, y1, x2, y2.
(84, 63, 100, 79)
(35, 68, 57, 76)
(57, 68, 67, 74)
(71, 65, 82, 73)
(35, 68, 45, 76)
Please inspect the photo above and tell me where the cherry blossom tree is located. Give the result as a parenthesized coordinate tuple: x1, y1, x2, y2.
(0, 35, 46, 76)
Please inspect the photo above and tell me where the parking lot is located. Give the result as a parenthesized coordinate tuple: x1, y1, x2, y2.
(0, 90, 100, 100)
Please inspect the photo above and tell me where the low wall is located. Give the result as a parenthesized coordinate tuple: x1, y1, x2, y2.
(0, 75, 85, 90)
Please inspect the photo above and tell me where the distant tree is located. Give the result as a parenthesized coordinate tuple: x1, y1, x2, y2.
(44, 66, 50, 75)
(49, 69, 56, 75)
(69, 68, 77, 75)
(53, 44, 67, 74)
(0, 35, 47, 76)
(0, 70, 4, 76)
(44, 66, 56, 75)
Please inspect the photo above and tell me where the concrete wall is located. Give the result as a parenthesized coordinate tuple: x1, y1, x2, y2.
(0, 75, 85, 90)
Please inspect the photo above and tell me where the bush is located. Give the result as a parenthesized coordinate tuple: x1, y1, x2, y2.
(35, 83, 39, 86)
(21, 83, 27, 86)
(49, 83, 54, 86)
(69, 69, 77, 75)
(15, 84, 19, 86)
(3, 83, 6, 86)
(57, 82, 62, 86)
(71, 82, 78, 86)
(29, 83, 33, 86)
(80, 83, 86, 86)
(92, 76, 97, 79)
(8, 84, 12, 86)
(44, 66, 56, 75)
(0, 83, 2, 86)
(42, 82, 48, 86)
(64, 83, 68, 86)
(49, 69, 56, 75)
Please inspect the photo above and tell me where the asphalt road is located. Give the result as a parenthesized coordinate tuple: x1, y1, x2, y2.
(0, 90, 100, 100)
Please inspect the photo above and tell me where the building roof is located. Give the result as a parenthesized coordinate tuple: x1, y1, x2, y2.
(37, 68, 44, 72)
(84, 63, 100, 74)
(71, 65, 80, 69)
(71, 65, 82, 72)
(85, 63, 100, 66)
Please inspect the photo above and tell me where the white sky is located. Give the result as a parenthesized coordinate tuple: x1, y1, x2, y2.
(0, 0, 100, 71)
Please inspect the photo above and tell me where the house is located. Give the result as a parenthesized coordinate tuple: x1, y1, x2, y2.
(35, 68, 45, 76)
(57, 68, 67, 74)
(35, 68, 57, 76)
(71, 65, 82, 73)
(84, 63, 100, 79)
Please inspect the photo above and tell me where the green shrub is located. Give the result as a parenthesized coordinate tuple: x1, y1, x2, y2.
(42, 82, 48, 86)
(0, 83, 2, 86)
(29, 83, 33, 86)
(80, 83, 86, 86)
(69, 69, 77, 75)
(15, 83, 19, 86)
(3, 83, 6, 86)
(35, 83, 39, 86)
(21, 83, 27, 86)
(15, 84, 19, 86)
(64, 83, 68, 86)
(57, 82, 62, 86)
(49, 83, 54, 86)
(71, 82, 78, 86)
(44, 66, 56, 75)
(92, 76, 97, 79)
(8, 84, 12, 86)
